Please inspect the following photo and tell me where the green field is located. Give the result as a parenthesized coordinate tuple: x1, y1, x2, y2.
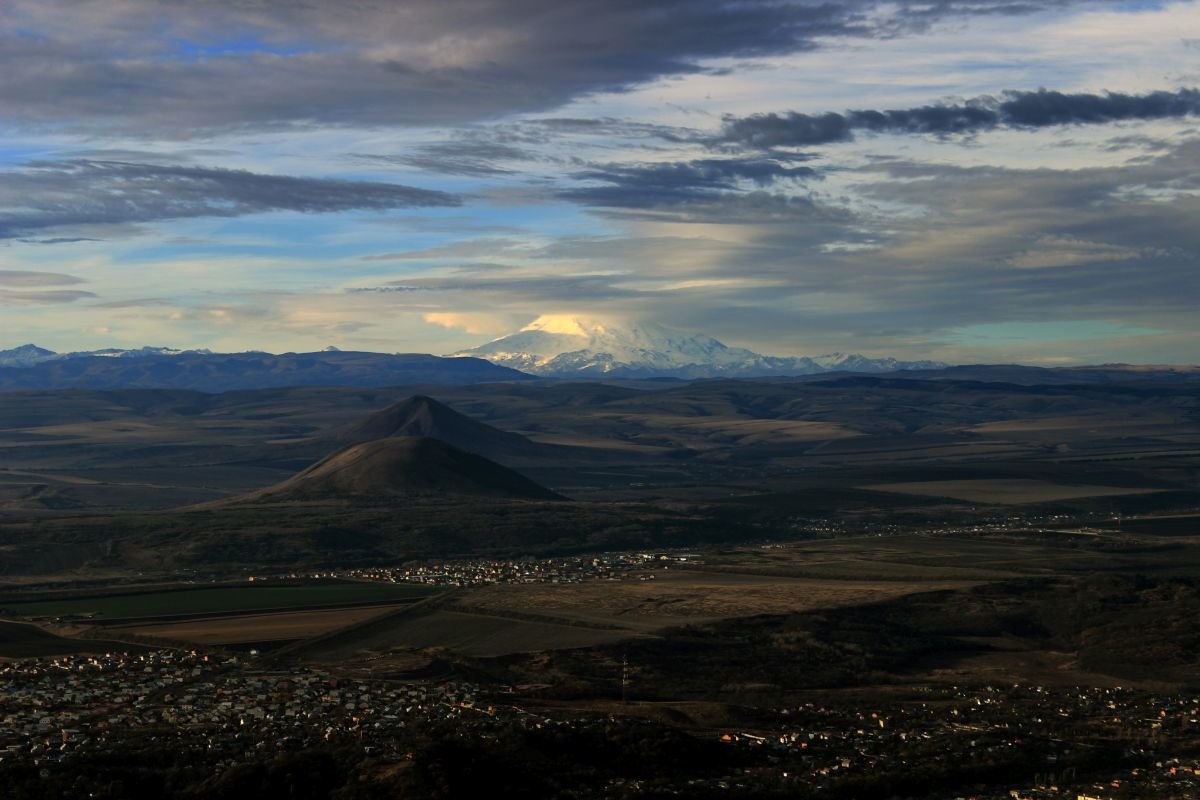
(2, 582, 434, 620)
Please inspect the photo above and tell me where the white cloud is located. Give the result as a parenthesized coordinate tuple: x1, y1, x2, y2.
(422, 311, 514, 336)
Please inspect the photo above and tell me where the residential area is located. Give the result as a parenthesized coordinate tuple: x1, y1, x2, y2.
(4, 647, 1200, 798)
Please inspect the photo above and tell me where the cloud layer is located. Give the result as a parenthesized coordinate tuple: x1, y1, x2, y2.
(0, 160, 457, 238)
(559, 157, 818, 209)
(1, 0, 1196, 364)
(720, 88, 1200, 148)
(2, 0, 1130, 135)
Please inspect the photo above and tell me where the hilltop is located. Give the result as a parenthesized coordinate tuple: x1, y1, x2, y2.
(334, 394, 536, 456)
(239, 437, 563, 503)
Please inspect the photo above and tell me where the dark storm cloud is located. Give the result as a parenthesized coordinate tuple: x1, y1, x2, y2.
(1001, 88, 1200, 126)
(558, 157, 818, 209)
(720, 88, 1200, 148)
(1, 0, 1129, 135)
(0, 160, 459, 238)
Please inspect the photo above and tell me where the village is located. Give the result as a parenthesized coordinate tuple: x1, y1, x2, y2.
(253, 514, 1096, 591)
(717, 683, 1200, 799)
(4, 647, 1200, 798)
(237, 550, 701, 589)
(0, 649, 495, 767)
(332, 551, 682, 587)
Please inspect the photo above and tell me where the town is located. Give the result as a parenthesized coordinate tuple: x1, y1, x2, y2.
(4, 647, 1200, 799)
(330, 551, 682, 587)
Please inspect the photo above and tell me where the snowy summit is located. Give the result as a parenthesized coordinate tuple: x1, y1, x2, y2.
(449, 315, 945, 378)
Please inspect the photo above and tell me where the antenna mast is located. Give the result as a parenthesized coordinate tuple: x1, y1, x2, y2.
(621, 652, 630, 704)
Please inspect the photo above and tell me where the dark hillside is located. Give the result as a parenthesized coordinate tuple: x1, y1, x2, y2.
(242, 437, 564, 502)
(0, 351, 532, 392)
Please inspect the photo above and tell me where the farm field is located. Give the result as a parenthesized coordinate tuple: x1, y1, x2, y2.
(110, 604, 408, 645)
(731, 533, 1200, 577)
(861, 478, 1162, 505)
(8, 531, 1195, 662)
(303, 608, 648, 658)
(460, 570, 967, 631)
(299, 533, 1200, 661)
(1117, 514, 1200, 536)
(1, 581, 434, 620)
(0, 620, 143, 659)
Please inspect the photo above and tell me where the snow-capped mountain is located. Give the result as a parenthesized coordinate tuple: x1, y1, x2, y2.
(0, 344, 57, 367)
(0, 345, 213, 366)
(0, 347, 529, 391)
(449, 315, 947, 378)
(72, 346, 214, 359)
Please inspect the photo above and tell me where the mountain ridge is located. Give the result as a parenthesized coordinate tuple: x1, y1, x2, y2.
(0, 350, 533, 391)
(450, 315, 948, 378)
(0, 344, 215, 366)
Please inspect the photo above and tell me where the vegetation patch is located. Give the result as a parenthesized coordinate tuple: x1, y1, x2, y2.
(862, 479, 1162, 505)
(1, 582, 433, 620)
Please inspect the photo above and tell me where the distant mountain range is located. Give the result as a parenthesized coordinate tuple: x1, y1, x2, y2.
(0, 343, 215, 368)
(0, 347, 530, 391)
(450, 315, 948, 378)
(6, 334, 1195, 392)
(0, 326, 948, 390)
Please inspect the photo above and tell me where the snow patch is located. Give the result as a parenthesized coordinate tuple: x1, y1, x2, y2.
(450, 316, 947, 378)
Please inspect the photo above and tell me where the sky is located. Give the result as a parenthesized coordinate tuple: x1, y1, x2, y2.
(0, 0, 1198, 365)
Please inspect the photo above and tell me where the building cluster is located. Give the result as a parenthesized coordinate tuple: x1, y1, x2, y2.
(781, 511, 1117, 540)
(333, 552, 688, 587)
(0, 650, 487, 767)
(717, 684, 1200, 798)
(4, 652, 1200, 798)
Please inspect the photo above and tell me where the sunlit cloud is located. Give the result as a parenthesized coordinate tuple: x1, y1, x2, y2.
(0, 0, 1195, 364)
